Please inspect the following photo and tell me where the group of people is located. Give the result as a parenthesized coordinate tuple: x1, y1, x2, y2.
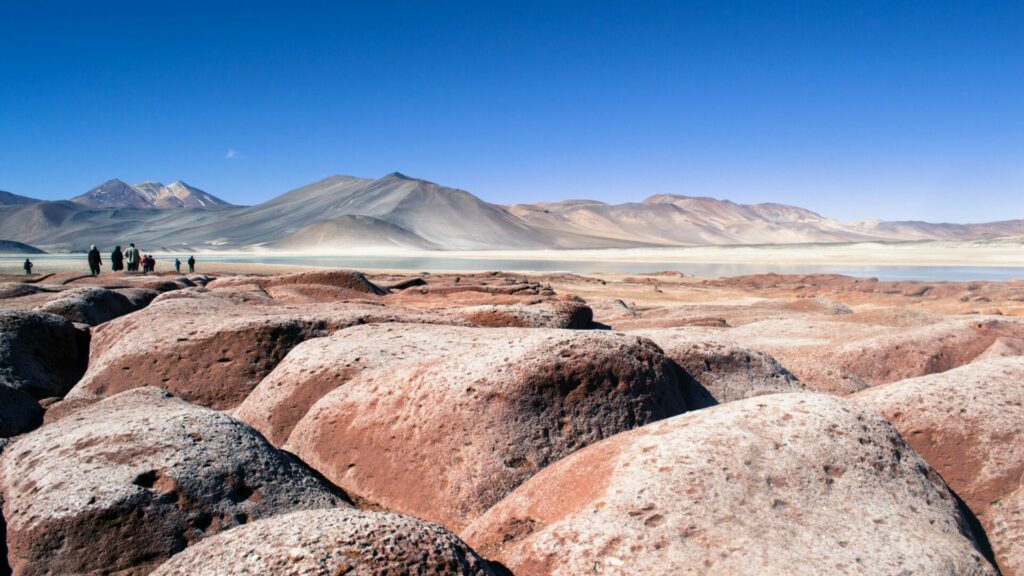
(82, 244, 195, 276)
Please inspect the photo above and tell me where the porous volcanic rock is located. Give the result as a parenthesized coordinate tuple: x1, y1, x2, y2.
(723, 316, 1024, 394)
(630, 328, 805, 403)
(276, 324, 690, 530)
(32, 286, 143, 325)
(0, 387, 348, 575)
(853, 357, 1024, 576)
(462, 393, 996, 576)
(0, 310, 88, 398)
(989, 483, 1023, 576)
(151, 508, 494, 576)
(64, 297, 470, 411)
(0, 385, 42, 438)
(206, 270, 387, 296)
(456, 297, 594, 329)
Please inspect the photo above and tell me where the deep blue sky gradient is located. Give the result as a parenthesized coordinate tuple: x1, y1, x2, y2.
(1, 1, 1021, 222)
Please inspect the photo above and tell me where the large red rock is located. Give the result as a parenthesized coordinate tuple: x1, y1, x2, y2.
(455, 297, 594, 329)
(256, 324, 690, 530)
(629, 328, 805, 403)
(151, 508, 495, 576)
(722, 317, 1024, 393)
(32, 286, 151, 325)
(0, 388, 348, 575)
(462, 393, 996, 575)
(64, 295, 468, 411)
(853, 357, 1024, 576)
(0, 310, 88, 399)
(205, 270, 387, 296)
(989, 483, 1023, 576)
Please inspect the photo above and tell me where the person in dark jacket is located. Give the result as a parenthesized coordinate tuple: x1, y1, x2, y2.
(23, 259, 32, 275)
(111, 246, 124, 272)
(87, 245, 102, 276)
(174, 258, 181, 273)
(187, 255, 196, 273)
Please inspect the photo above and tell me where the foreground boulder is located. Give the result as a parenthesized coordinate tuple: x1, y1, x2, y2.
(462, 394, 996, 575)
(854, 357, 1024, 576)
(0, 310, 88, 399)
(630, 328, 805, 403)
(206, 270, 387, 296)
(455, 297, 594, 329)
(32, 286, 149, 325)
(64, 296, 467, 411)
(257, 324, 690, 530)
(151, 508, 494, 576)
(989, 484, 1023, 576)
(0, 388, 348, 575)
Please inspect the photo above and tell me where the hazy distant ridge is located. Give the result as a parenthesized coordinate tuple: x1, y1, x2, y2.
(1, 172, 1022, 252)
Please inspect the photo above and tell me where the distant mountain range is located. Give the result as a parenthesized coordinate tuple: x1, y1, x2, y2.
(0, 172, 1022, 252)
(72, 179, 231, 209)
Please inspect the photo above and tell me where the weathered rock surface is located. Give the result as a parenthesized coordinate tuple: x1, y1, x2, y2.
(989, 483, 1024, 576)
(151, 508, 494, 576)
(64, 296, 469, 411)
(853, 357, 1024, 576)
(455, 297, 594, 329)
(0, 388, 348, 575)
(0, 310, 88, 399)
(629, 328, 805, 403)
(462, 393, 996, 576)
(271, 324, 690, 530)
(206, 270, 387, 296)
(723, 316, 1024, 394)
(32, 286, 145, 325)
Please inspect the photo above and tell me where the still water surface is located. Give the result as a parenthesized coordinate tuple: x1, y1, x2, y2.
(6, 253, 1020, 282)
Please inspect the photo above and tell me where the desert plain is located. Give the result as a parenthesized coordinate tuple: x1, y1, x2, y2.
(0, 259, 1022, 575)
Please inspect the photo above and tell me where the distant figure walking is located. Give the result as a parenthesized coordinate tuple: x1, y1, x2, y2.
(124, 243, 139, 272)
(174, 258, 181, 273)
(187, 255, 195, 274)
(111, 245, 124, 272)
(87, 245, 102, 276)
(23, 259, 32, 275)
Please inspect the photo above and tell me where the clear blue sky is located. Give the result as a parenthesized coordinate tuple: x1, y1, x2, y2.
(1, 1, 1021, 222)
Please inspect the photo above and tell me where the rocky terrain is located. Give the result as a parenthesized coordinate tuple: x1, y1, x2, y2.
(0, 265, 1021, 574)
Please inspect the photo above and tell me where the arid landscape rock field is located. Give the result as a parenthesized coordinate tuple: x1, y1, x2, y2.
(0, 265, 1022, 575)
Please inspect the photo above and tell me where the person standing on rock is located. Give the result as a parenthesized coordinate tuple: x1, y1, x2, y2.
(111, 246, 124, 272)
(124, 243, 139, 272)
(187, 255, 195, 274)
(174, 258, 181, 273)
(23, 258, 32, 275)
(87, 245, 102, 276)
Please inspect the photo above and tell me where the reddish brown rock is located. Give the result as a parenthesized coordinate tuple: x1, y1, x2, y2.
(989, 483, 1023, 576)
(630, 328, 805, 403)
(723, 317, 1024, 394)
(0, 388, 348, 575)
(32, 286, 149, 325)
(64, 296, 468, 411)
(462, 393, 996, 576)
(853, 357, 1024, 576)
(151, 508, 494, 576)
(206, 270, 387, 296)
(264, 324, 689, 530)
(456, 297, 594, 329)
(0, 310, 88, 399)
